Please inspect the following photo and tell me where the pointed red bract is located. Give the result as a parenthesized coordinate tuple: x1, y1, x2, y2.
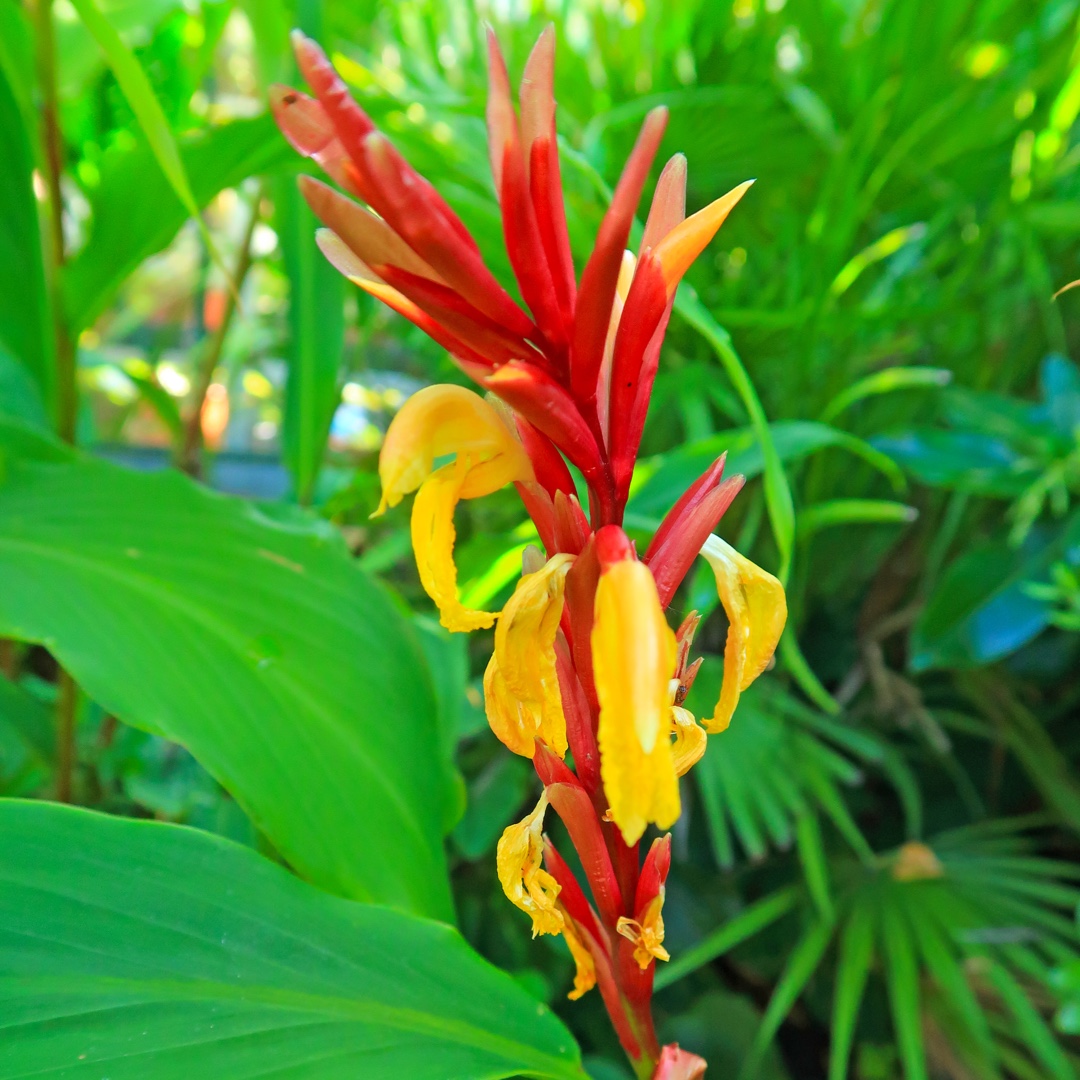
(570, 107, 668, 406)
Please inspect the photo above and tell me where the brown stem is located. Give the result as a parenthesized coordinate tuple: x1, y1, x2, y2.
(33, 0, 77, 443)
(0, 638, 17, 680)
(176, 188, 263, 475)
(55, 667, 77, 802)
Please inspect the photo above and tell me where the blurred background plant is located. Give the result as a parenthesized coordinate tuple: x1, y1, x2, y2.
(3, 0, 1080, 1077)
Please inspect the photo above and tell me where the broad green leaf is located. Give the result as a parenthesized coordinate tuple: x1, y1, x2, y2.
(0, 61, 54, 410)
(0, 347, 50, 431)
(63, 115, 295, 332)
(277, 179, 346, 503)
(0, 421, 453, 918)
(911, 515, 1080, 671)
(0, 800, 584, 1080)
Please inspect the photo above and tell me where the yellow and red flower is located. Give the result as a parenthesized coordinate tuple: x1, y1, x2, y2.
(273, 26, 786, 1078)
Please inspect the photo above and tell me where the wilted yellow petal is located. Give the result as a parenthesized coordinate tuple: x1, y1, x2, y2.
(699, 535, 787, 734)
(616, 894, 669, 970)
(561, 916, 597, 1000)
(670, 705, 707, 777)
(375, 383, 532, 516)
(496, 792, 564, 938)
(592, 560, 680, 845)
(411, 458, 498, 632)
(484, 554, 574, 758)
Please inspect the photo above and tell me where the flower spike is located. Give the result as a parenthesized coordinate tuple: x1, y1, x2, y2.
(275, 25, 778, 1074)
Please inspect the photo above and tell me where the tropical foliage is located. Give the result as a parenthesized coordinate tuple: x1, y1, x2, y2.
(2, 0, 1080, 1077)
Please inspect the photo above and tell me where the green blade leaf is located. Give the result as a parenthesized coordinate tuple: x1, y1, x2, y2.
(828, 903, 875, 1080)
(739, 917, 835, 1080)
(0, 800, 583, 1080)
(0, 421, 453, 918)
(881, 901, 929, 1080)
(797, 499, 918, 538)
(819, 366, 952, 423)
(276, 178, 346, 504)
(0, 58, 54, 411)
(67, 0, 229, 281)
(654, 888, 799, 991)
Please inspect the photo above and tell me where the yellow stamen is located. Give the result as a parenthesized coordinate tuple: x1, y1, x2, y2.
(699, 535, 787, 734)
(592, 560, 680, 845)
(616, 894, 670, 970)
(496, 792, 564, 938)
(561, 916, 598, 1000)
(892, 841, 945, 882)
(670, 705, 707, 777)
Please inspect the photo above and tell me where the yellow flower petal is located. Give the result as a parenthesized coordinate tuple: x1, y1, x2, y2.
(375, 383, 531, 516)
(562, 916, 598, 1000)
(670, 705, 707, 777)
(699, 535, 787, 734)
(616, 895, 670, 970)
(592, 560, 680, 845)
(484, 554, 574, 758)
(496, 792, 564, 938)
(411, 458, 498, 631)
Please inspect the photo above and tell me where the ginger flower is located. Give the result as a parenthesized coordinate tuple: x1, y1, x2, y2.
(273, 24, 786, 1077)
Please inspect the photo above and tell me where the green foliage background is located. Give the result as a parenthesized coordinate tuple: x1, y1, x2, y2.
(2, 0, 1080, 1077)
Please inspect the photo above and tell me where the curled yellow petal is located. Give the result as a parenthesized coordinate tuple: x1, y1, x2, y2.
(592, 560, 680, 845)
(483, 554, 574, 758)
(496, 792, 564, 938)
(375, 383, 532, 516)
(670, 705, 707, 777)
(616, 895, 670, 970)
(411, 458, 497, 632)
(699, 535, 787, 734)
(561, 917, 597, 1000)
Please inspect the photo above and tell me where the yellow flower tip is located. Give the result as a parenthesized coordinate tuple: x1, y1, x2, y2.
(377, 382, 532, 514)
(892, 841, 945, 882)
(484, 555, 574, 758)
(592, 558, 681, 845)
(410, 458, 499, 632)
(670, 706, 707, 777)
(654, 179, 754, 296)
(616, 895, 670, 970)
(561, 917, 598, 1000)
(496, 793, 565, 938)
(699, 534, 787, 735)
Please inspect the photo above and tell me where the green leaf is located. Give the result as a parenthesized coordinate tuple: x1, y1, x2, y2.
(631, 420, 905, 522)
(276, 179, 346, 503)
(0, 800, 583, 1080)
(63, 115, 295, 332)
(828, 904, 875, 1080)
(911, 515, 1080, 671)
(797, 499, 918, 538)
(0, 421, 453, 918)
(0, 347, 50, 431)
(739, 917, 835, 1080)
(0, 60, 54, 410)
(672, 292, 796, 582)
(881, 901, 929, 1080)
(654, 888, 798, 991)
(819, 366, 952, 423)
(68, 0, 229, 280)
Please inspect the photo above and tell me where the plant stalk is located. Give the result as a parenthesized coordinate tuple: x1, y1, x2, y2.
(33, 0, 77, 443)
(177, 187, 263, 476)
(55, 667, 77, 802)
